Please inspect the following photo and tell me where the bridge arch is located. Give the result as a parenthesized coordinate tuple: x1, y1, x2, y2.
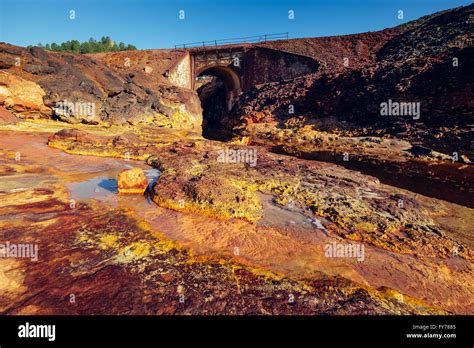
(194, 64, 242, 140)
(195, 64, 242, 111)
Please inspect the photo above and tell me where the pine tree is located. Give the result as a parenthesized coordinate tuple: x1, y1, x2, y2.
(39, 37, 137, 53)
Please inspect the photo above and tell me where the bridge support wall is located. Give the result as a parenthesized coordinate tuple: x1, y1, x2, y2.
(242, 47, 319, 89)
(168, 52, 193, 89)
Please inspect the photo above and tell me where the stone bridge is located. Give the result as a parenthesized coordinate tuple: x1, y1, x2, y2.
(165, 45, 319, 110)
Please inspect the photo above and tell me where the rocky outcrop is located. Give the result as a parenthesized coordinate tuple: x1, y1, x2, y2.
(51, 128, 106, 144)
(0, 71, 51, 117)
(230, 5, 474, 160)
(0, 43, 202, 131)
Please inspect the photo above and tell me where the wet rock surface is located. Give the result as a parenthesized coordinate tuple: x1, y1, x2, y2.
(47, 128, 471, 257)
(117, 168, 148, 194)
(41, 125, 473, 314)
(0, 130, 449, 315)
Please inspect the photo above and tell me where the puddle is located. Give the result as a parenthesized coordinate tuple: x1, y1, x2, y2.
(68, 175, 118, 201)
(68, 168, 161, 204)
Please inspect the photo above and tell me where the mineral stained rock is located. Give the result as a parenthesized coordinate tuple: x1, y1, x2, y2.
(0, 105, 18, 125)
(118, 168, 148, 194)
(41, 126, 474, 314)
(0, 43, 202, 131)
(0, 130, 459, 315)
(229, 4, 473, 161)
(0, 71, 50, 117)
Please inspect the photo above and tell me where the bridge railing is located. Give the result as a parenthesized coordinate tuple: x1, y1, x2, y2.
(174, 32, 289, 49)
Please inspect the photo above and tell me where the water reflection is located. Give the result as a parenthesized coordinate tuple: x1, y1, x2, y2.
(68, 168, 161, 203)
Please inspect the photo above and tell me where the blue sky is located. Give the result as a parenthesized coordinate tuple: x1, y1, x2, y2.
(0, 0, 472, 49)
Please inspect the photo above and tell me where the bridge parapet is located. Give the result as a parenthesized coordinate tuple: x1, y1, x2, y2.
(174, 32, 288, 49)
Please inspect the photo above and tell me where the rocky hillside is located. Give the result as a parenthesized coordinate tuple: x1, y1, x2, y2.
(0, 44, 202, 131)
(231, 4, 474, 158)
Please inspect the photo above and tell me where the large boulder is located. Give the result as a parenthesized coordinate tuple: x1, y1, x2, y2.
(117, 168, 148, 194)
(0, 71, 51, 117)
(47, 128, 99, 144)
